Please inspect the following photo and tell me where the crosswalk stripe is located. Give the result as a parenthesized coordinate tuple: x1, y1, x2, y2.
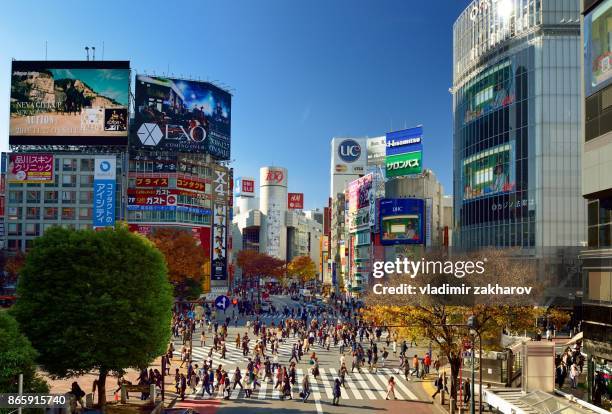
(364, 372, 388, 399)
(309, 369, 324, 414)
(344, 371, 364, 399)
(318, 368, 335, 399)
(352, 372, 377, 399)
(258, 377, 268, 399)
(392, 376, 419, 400)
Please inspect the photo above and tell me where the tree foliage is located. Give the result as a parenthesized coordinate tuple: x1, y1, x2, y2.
(12, 227, 173, 406)
(0, 312, 48, 399)
(5, 251, 26, 279)
(287, 255, 317, 283)
(236, 250, 285, 279)
(149, 228, 207, 295)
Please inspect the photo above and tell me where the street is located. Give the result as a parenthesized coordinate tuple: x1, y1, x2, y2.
(168, 295, 435, 414)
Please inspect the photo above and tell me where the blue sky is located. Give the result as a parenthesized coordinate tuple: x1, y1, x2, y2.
(0, 0, 470, 209)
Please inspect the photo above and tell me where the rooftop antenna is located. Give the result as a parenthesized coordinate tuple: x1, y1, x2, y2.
(85, 46, 90, 61)
(92, 46, 96, 61)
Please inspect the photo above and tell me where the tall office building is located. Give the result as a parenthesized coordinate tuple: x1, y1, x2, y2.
(580, 0, 612, 404)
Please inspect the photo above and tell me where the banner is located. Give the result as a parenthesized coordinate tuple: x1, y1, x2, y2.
(132, 75, 231, 159)
(10, 61, 129, 145)
(288, 193, 304, 209)
(385, 151, 422, 177)
(135, 176, 169, 188)
(212, 204, 227, 280)
(8, 153, 54, 183)
(93, 157, 116, 228)
(177, 177, 206, 192)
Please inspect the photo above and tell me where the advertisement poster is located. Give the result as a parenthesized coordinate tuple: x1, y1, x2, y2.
(332, 137, 367, 175)
(235, 177, 255, 197)
(347, 174, 373, 232)
(132, 75, 231, 159)
(8, 153, 54, 183)
(367, 136, 386, 165)
(584, 0, 612, 96)
(93, 157, 116, 228)
(10, 61, 129, 145)
(288, 193, 304, 209)
(462, 142, 515, 200)
(385, 126, 423, 156)
(212, 204, 227, 280)
(379, 198, 425, 245)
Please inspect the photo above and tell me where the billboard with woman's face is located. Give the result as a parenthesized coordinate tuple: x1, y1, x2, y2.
(462, 143, 515, 201)
(380, 198, 425, 245)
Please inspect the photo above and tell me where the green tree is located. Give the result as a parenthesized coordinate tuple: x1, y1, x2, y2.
(12, 227, 173, 407)
(0, 312, 48, 401)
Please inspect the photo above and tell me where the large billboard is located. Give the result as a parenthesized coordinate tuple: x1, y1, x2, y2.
(584, 0, 612, 96)
(10, 61, 129, 145)
(461, 60, 514, 124)
(347, 174, 374, 232)
(235, 177, 255, 198)
(379, 198, 425, 245)
(385, 151, 422, 178)
(331, 137, 367, 175)
(93, 157, 117, 228)
(8, 153, 54, 183)
(386, 127, 423, 156)
(367, 136, 386, 165)
(132, 75, 231, 159)
(462, 143, 515, 200)
(288, 193, 304, 209)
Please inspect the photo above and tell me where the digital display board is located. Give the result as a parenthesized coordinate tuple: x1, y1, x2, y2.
(462, 143, 515, 200)
(132, 75, 231, 159)
(584, 0, 612, 96)
(10, 61, 129, 145)
(379, 198, 425, 245)
(462, 60, 514, 124)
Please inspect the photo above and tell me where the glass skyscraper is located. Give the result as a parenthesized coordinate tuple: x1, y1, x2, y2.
(453, 0, 586, 251)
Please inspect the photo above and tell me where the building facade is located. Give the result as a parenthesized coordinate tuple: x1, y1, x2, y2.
(453, 0, 586, 250)
(580, 0, 612, 404)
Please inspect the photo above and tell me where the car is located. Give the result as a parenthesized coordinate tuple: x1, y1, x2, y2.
(260, 302, 272, 313)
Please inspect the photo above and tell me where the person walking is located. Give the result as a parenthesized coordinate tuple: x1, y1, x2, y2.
(332, 378, 342, 406)
(385, 377, 397, 400)
(301, 373, 311, 402)
(463, 378, 471, 405)
(569, 362, 579, 389)
(432, 373, 444, 399)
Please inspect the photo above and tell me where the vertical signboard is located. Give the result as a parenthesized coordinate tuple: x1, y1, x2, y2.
(93, 157, 116, 228)
(288, 193, 304, 209)
(425, 198, 432, 247)
(212, 165, 229, 281)
(235, 176, 255, 197)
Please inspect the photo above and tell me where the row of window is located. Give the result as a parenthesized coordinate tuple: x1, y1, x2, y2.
(458, 221, 537, 248)
(6, 223, 93, 251)
(587, 198, 612, 248)
(8, 207, 92, 221)
(9, 190, 95, 204)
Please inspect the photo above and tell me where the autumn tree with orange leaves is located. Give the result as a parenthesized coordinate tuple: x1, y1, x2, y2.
(149, 228, 207, 297)
(287, 255, 317, 284)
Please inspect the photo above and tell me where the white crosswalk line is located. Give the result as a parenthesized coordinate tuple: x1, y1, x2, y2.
(344, 371, 364, 399)
(393, 376, 419, 400)
(257, 377, 268, 399)
(351, 371, 377, 399)
(318, 368, 334, 399)
(364, 372, 389, 399)
(309, 369, 324, 414)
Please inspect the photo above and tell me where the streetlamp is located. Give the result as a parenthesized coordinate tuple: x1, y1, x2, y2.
(467, 316, 478, 414)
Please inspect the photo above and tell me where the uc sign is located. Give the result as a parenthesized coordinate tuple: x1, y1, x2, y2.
(338, 139, 361, 163)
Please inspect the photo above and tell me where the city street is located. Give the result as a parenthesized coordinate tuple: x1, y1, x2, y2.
(168, 295, 435, 414)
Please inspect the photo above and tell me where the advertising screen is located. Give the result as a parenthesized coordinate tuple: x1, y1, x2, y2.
(385, 151, 422, 177)
(132, 75, 231, 159)
(212, 204, 227, 280)
(462, 143, 515, 200)
(584, 0, 612, 96)
(10, 61, 129, 145)
(380, 198, 425, 245)
(347, 174, 373, 232)
(462, 60, 514, 124)
(8, 154, 54, 183)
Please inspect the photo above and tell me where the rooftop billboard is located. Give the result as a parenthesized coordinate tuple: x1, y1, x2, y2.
(132, 75, 231, 159)
(10, 61, 129, 145)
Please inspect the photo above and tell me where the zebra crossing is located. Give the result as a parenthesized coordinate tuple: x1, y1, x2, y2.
(173, 367, 420, 402)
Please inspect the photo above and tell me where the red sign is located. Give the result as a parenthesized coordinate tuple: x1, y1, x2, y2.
(128, 224, 153, 236)
(0, 197, 4, 216)
(288, 193, 304, 209)
(242, 179, 255, 194)
(265, 169, 285, 184)
(177, 177, 206, 192)
(135, 176, 169, 187)
(8, 153, 54, 183)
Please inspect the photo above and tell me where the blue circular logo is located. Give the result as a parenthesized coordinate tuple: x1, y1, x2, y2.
(338, 139, 361, 163)
(100, 161, 111, 172)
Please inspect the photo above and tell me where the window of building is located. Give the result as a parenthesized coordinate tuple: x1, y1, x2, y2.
(25, 223, 39, 236)
(62, 191, 77, 204)
(62, 158, 77, 171)
(44, 191, 58, 203)
(44, 207, 58, 220)
(8, 207, 22, 220)
(8, 223, 21, 236)
(45, 175, 60, 187)
(7, 239, 20, 251)
(26, 190, 40, 203)
(588, 198, 612, 248)
(26, 207, 40, 220)
(79, 191, 93, 204)
(586, 271, 612, 303)
(9, 191, 23, 203)
(61, 207, 75, 220)
(79, 207, 92, 219)
(80, 159, 94, 172)
(79, 223, 92, 230)
(62, 174, 77, 187)
(43, 223, 57, 231)
(80, 175, 94, 187)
